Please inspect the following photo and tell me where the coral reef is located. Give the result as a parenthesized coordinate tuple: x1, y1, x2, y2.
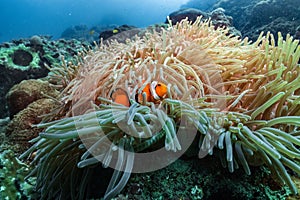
(6, 79, 59, 118)
(60, 24, 122, 43)
(0, 36, 90, 118)
(0, 117, 10, 150)
(167, 8, 241, 37)
(6, 98, 59, 153)
(167, 8, 209, 25)
(119, 158, 290, 200)
(61, 24, 91, 41)
(0, 43, 41, 70)
(0, 150, 35, 200)
(99, 25, 139, 41)
(212, 0, 300, 41)
(245, 17, 300, 44)
(4, 79, 60, 153)
(98, 8, 241, 45)
(0, 43, 47, 118)
(20, 17, 300, 199)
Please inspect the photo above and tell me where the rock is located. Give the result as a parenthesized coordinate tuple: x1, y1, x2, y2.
(61, 24, 117, 43)
(295, 25, 300, 40)
(99, 25, 140, 43)
(29, 35, 44, 52)
(6, 79, 59, 118)
(5, 78, 60, 153)
(210, 8, 241, 36)
(167, 8, 209, 24)
(0, 36, 90, 118)
(0, 43, 48, 118)
(5, 98, 59, 153)
(244, 17, 299, 42)
(0, 117, 10, 151)
(61, 24, 90, 41)
(166, 8, 241, 37)
(212, 0, 300, 41)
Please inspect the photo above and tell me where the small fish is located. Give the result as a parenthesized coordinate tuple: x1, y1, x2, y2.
(112, 29, 119, 34)
(110, 88, 131, 107)
(111, 81, 168, 107)
(136, 81, 168, 103)
(89, 30, 95, 35)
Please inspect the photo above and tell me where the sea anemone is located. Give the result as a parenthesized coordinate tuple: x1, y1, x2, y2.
(21, 16, 300, 199)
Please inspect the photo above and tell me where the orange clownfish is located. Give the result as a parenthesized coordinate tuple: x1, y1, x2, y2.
(111, 81, 168, 107)
(110, 88, 131, 107)
(136, 81, 168, 103)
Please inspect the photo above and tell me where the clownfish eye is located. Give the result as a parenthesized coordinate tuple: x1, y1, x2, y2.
(157, 83, 161, 86)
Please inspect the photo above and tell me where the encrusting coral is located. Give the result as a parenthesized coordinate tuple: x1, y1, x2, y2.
(0, 150, 35, 199)
(20, 16, 300, 199)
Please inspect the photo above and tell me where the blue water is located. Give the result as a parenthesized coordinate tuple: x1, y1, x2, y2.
(0, 0, 196, 43)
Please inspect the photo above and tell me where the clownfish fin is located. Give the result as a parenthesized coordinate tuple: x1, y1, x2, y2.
(111, 88, 130, 107)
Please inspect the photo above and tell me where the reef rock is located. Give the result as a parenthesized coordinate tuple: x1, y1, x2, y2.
(61, 24, 117, 43)
(167, 8, 209, 25)
(213, 0, 300, 41)
(61, 24, 90, 40)
(6, 79, 59, 118)
(0, 36, 90, 118)
(0, 42, 48, 118)
(5, 98, 59, 153)
(166, 8, 241, 37)
(5, 78, 60, 153)
(99, 24, 141, 43)
(4, 78, 60, 153)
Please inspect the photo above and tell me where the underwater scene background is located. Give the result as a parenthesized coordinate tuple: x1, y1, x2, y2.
(1, 0, 300, 199)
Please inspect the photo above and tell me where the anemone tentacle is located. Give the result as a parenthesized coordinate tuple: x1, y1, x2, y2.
(21, 16, 300, 199)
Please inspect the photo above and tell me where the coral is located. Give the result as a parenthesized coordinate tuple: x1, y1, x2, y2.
(0, 117, 10, 151)
(0, 150, 35, 200)
(120, 158, 290, 199)
(6, 98, 59, 153)
(4, 78, 59, 152)
(21, 17, 300, 199)
(0, 43, 48, 118)
(245, 17, 300, 44)
(4, 78, 60, 153)
(212, 0, 300, 41)
(0, 36, 90, 118)
(0, 43, 41, 71)
(167, 8, 241, 37)
(99, 25, 139, 41)
(6, 79, 59, 118)
(61, 24, 119, 43)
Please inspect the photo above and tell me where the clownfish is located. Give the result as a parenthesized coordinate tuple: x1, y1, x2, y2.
(111, 81, 168, 107)
(136, 81, 168, 103)
(110, 88, 131, 107)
